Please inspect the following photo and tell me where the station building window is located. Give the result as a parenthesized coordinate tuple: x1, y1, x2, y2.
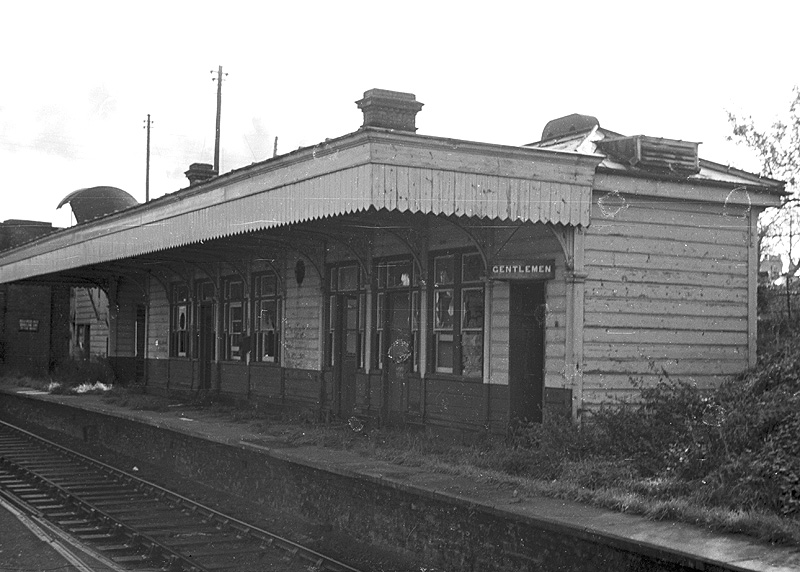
(253, 272, 280, 363)
(374, 258, 421, 373)
(170, 283, 190, 358)
(223, 277, 244, 361)
(327, 264, 365, 369)
(431, 252, 484, 377)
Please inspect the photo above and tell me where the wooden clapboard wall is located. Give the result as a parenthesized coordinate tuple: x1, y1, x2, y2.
(72, 287, 110, 359)
(489, 224, 566, 388)
(582, 192, 751, 405)
(147, 281, 169, 360)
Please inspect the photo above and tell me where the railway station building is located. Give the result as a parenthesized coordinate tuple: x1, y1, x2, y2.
(0, 89, 784, 430)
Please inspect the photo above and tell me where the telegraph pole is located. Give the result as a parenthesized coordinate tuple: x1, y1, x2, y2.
(143, 114, 152, 202)
(211, 65, 227, 173)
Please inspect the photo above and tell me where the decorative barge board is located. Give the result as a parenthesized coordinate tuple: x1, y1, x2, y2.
(0, 92, 785, 429)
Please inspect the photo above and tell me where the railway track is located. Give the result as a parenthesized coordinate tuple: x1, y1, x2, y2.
(0, 419, 363, 572)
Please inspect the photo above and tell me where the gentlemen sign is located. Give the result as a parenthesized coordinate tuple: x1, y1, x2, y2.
(490, 260, 555, 280)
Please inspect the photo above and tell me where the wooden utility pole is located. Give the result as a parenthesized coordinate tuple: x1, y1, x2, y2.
(211, 66, 227, 173)
(144, 114, 152, 202)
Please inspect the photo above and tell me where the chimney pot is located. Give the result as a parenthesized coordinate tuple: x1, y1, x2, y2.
(185, 163, 218, 186)
(356, 89, 423, 132)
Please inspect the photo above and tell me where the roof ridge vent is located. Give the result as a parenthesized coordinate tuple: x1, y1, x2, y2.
(597, 135, 700, 176)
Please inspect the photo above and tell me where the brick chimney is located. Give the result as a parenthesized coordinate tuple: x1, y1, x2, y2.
(356, 89, 423, 132)
(185, 163, 218, 186)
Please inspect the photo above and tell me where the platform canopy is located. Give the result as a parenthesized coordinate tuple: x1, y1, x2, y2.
(0, 128, 601, 285)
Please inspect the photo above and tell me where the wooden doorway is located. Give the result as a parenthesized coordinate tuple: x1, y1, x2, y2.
(509, 282, 546, 423)
(333, 294, 359, 417)
(384, 290, 412, 418)
(135, 305, 145, 381)
(198, 303, 215, 394)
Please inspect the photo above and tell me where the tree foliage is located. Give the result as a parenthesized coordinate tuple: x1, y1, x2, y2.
(728, 87, 800, 277)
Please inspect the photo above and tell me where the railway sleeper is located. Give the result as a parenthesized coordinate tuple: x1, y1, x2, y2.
(37, 504, 67, 511)
(70, 524, 110, 534)
(112, 553, 152, 564)
(95, 542, 136, 553)
(161, 536, 241, 549)
(57, 518, 92, 526)
(185, 545, 267, 558)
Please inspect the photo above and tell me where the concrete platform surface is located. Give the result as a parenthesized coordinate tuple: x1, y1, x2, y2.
(3, 386, 800, 572)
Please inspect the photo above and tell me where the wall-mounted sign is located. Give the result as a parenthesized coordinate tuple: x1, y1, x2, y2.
(490, 260, 555, 280)
(19, 319, 39, 332)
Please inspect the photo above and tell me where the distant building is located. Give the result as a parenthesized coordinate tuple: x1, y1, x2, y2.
(760, 255, 783, 284)
(0, 90, 786, 428)
(0, 220, 69, 376)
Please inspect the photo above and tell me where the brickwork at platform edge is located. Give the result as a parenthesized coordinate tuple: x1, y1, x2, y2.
(0, 393, 731, 572)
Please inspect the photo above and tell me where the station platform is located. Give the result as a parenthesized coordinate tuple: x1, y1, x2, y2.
(1, 385, 799, 572)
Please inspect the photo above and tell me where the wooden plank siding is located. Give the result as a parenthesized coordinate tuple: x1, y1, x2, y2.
(489, 224, 567, 390)
(147, 281, 169, 360)
(250, 364, 282, 401)
(219, 362, 248, 397)
(282, 262, 322, 372)
(425, 378, 485, 429)
(582, 193, 752, 406)
(71, 287, 109, 359)
(169, 359, 194, 391)
(113, 279, 146, 359)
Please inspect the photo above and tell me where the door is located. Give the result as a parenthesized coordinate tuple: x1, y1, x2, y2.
(509, 282, 546, 423)
(135, 305, 146, 381)
(333, 294, 359, 417)
(198, 303, 215, 393)
(384, 291, 412, 417)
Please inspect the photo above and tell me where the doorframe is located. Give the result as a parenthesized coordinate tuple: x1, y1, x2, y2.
(508, 280, 547, 424)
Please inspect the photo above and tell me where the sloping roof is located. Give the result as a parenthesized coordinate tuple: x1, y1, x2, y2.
(0, 128, 602, 284)
(528, 126, 786, 193)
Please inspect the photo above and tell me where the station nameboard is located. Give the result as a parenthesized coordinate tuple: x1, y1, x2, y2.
(490, 260, 555, 280)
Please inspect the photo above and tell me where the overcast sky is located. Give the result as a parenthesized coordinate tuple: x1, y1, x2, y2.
(2, 1, 797, 227)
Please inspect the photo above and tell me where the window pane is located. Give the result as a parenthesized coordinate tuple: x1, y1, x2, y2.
(262, 274, 276, 296)
(346, 331, 358, 355)
(434, 289, 454, 330)
(436, 333, 454, 373)
(263, 330, 277, 362)
(462, 288, 484, 330)
(338, 266, 358, 291)
(175, 284, 188, 302)
(346, 297, 358, 329)
(230, 304, 243, 332)
(462, 253, 484, 282)
(461, 332, 483, 377)
(229, 281, 243, 300)
(434, 255, 454, 286)
(378, 262, 388, 289)
(259, 300, 277, 331)
(387, 260, 412, 288)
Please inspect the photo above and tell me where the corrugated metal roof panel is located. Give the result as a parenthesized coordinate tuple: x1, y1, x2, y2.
(0, 138, 597, 284)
